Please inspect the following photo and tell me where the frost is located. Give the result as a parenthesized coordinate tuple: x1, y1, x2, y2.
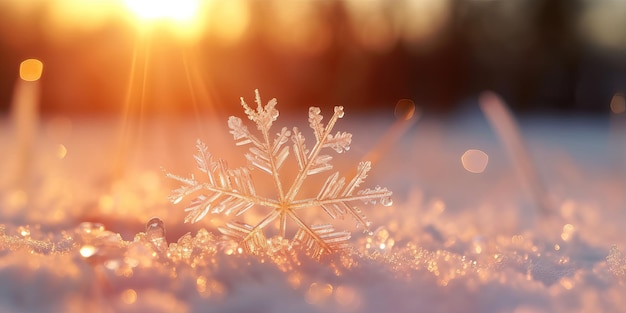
(167, 89, 392, 259)
(607, 245, 626, 277)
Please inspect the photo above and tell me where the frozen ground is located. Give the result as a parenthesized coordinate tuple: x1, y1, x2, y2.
(0, 110, 625, 313)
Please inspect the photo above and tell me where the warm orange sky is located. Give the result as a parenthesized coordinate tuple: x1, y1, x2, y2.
(0, 0, 624, 116)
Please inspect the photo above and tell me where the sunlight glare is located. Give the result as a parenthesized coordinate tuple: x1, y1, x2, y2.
(124, 0, 201, 22)
(122, 0, 206, 40)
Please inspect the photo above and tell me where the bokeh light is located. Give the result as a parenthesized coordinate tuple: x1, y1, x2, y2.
(208, 0, 250, 45)
(266, 1, 331, 56)
(580, 1, 626, 51)
(394, 99, 416, 120)
(461, 149, 489, 174)
(610, 93, 625, 114)
(121, 288, 137, 304)
(56, 144, 68, 159)
(305, 282, 333, 305)
(19, 59, 43, 82)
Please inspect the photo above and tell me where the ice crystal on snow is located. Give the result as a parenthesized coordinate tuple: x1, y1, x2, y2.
(607, 245, 626, 277)
(167, 90, 392, 259)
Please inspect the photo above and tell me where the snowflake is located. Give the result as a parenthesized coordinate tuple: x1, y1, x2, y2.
(167, 90, 392, 259)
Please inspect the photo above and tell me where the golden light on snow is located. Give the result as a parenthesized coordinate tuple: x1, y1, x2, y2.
(461, 149, 489, 174)
(18, 226, 30, 237)
(79, 245, 96, 258)
(196, 276, 208, 294)
(0, 60, 625, 312)
(334, 285, 362, 311)
(561, 224, 575, 241)
(559, 277, 574, 290)
(287, 272, 303, 289)
(19, 59, 43, 82)
(610, 93, 626, 114)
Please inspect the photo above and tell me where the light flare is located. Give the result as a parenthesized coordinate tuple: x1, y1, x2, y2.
(122, 0, 206, 40)
(123, 0, 201, 22)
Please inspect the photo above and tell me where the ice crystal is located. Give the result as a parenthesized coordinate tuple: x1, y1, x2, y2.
(607, 245, 626, 277)
(167, 90, 392, 259)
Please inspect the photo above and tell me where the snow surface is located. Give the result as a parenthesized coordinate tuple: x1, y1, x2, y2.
(0, 112, 625, 313)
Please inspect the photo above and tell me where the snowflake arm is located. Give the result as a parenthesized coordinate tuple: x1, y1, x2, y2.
(218, 221, 269, 254)
(292, 128, 333, 176)
(167, 140, 279, 223)
(232, 90, 288, 201)
(286, 106, 349, 202)
(294, 224, 351, 259)
(291, 161, 392, 230)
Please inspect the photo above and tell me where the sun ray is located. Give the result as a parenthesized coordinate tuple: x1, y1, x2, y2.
(181, 49, 207, 137)
(114, 36, 152, 178)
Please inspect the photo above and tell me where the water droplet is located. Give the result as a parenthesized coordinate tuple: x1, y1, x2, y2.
(381, 197, 393, 207)
(78, 222, 105, 236)
(146, 217, 167, 252)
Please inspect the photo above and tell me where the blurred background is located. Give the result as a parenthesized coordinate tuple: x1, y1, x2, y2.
(1, 0, 626, 116)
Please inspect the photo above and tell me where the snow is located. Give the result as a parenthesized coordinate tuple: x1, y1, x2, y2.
(0, 111, 625, 313)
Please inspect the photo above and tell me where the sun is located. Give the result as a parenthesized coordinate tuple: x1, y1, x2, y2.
(123, 0, 201, 22)
(121, 0, 206, 40)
